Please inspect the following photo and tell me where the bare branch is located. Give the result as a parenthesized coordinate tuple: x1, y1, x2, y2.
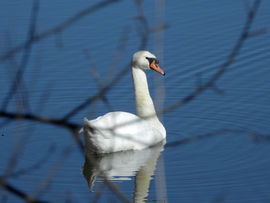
(248, 27, 267, 37)
(133, 0, 149, 48)
(1, 0, 39, 111)
(11, 144, 56, 178)
(105, 26, 131, 83)
(0, 0, 121, 63)
(157, 0, 263, 116)
(166, 128, 270, 148)
(63, 0, 150, 120)
(166, 129, 237, 147)
(32, 143, 75, 198)
(0, 111, 80, 130)
(0, 178, 48, 203)
(211, 83, 225, 94)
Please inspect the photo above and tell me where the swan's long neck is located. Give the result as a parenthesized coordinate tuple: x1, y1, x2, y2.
(132, 67, 165, 136)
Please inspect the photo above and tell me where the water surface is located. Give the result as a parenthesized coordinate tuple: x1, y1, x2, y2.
(0, 1, 270, 202)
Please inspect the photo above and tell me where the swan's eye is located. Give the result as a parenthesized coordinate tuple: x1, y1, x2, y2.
(146, 57, 159, 66)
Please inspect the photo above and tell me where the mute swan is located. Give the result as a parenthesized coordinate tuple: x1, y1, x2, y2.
(81, 51, 166, 154)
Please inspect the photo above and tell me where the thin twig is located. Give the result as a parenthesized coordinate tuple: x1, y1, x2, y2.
(157, 0, 263, 116)
(105, 26, 131, 84)
(1, 0, 39, 111)
(32, 143, 75, 198)
(63, 0, 265, 147)
(0, 0, 121, 63)
(166, 128, 270, 148)
(0, 178, 48, 203)
(0, 111, 80, 130)
(63, 0, 150, 120)
(11, 144, 56, 178)
(84, 50, 114, 112)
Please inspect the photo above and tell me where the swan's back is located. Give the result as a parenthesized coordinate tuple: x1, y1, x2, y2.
(82, 112, 165, 154)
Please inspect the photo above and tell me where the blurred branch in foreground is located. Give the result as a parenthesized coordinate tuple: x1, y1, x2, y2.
(0, 0, 156, 202)
(0, 178, 47, 203)
(166, 128, 270, 148)
(1, 0, 39, 111)
(0, 0, 267, 202)
(158, 0, 266, 116)
(82, 0, 266, 144)
(0, 0, 121, 63)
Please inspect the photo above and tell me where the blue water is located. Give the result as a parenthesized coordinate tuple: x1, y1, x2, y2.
(0, 1, 270, 202)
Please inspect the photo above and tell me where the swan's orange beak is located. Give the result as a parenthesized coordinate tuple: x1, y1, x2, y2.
(150, 61, 165, 76)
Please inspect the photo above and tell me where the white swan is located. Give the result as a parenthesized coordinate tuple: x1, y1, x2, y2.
(81, 51, 166, 154)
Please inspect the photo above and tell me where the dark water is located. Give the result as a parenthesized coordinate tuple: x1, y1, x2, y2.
(0, 1, 270, 202)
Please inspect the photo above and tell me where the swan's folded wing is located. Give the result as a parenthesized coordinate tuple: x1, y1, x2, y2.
(83, 112, 163, 153)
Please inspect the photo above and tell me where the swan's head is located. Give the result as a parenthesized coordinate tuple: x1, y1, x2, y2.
(132, 51, 165, 75)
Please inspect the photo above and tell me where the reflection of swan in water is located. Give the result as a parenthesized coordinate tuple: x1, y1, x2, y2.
(82, 140, 166, 202)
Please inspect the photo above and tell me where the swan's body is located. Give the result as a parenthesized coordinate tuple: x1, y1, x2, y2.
(81, 51, 166, 154)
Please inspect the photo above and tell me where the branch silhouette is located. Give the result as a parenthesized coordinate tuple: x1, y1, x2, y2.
(0, 0, 151, 202)
(158, 0, 266, 116)
(0, 0, 121, 63)
(0, 0, 267, 202)
(0, 0, 266, 152)
(1, 0, 39, 111)
(0, 178, 48, 203)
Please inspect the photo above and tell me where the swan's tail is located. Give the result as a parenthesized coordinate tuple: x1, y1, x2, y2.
(79, 118, 90, 133)
(81, 117, 108, 139)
